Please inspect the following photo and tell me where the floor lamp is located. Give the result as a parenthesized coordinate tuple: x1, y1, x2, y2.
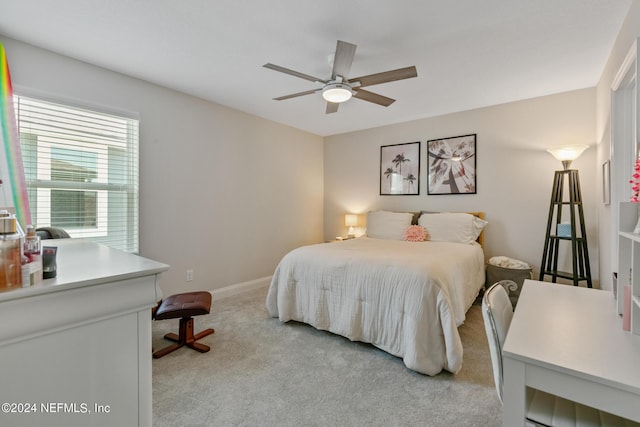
(539, 145, 592, 287)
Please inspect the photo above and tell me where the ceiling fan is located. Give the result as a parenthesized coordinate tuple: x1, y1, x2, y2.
(263, 40, 418, 114)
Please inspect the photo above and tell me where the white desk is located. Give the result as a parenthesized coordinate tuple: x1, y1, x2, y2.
(502, 279, 640, 426)
(0, 239, 169, 427)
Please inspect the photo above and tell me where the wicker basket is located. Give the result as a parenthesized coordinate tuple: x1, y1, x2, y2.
(485, 263, 533, 307)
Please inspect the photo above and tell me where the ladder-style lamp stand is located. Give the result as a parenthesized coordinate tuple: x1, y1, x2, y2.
(539, 145, 592, 287)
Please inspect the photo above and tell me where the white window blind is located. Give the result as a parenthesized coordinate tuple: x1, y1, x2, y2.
(14, 95, 139, 253)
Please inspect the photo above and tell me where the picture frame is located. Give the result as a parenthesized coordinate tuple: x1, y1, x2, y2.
(427, 134, 476, 195)
(602, 160, 610, 205)
(380, 141, 420, 195)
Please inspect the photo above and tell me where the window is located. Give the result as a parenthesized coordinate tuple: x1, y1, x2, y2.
(14, 95, 139, 253)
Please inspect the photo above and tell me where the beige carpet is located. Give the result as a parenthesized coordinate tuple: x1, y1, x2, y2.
(152, 286, 502, 426)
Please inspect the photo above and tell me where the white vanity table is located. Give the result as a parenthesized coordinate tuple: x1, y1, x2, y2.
(0, 239, 169, 427)
(502, 280, 640, 426)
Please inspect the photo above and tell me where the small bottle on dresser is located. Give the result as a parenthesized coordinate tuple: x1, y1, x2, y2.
(21, 225, 43, 286)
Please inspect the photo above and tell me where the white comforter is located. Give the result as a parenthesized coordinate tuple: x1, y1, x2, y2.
(266, 237, 486, 375)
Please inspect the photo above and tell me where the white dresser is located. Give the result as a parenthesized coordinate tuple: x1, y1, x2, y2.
(0, 239, 169, 427)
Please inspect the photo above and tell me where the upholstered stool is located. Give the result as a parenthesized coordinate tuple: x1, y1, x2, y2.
(153, 291, 214, 359)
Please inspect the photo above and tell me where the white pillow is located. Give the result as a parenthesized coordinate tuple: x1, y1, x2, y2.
(366, 211, 414, 240)
(418, 212, 487, 244)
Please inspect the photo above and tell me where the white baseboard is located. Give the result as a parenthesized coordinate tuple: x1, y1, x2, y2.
(210, 276, 271, 300)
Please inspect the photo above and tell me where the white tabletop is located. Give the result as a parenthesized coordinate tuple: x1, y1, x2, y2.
(0, 239, 169, 302)
(504, 279, 640, 397)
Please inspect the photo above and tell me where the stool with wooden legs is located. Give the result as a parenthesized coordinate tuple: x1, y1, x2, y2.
(152, 291, 214, 359)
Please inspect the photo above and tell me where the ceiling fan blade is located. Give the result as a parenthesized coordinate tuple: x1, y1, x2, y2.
(353, 89, 395, 107)
(273, 89, 319, 101)
(331, 40, 357, 80)
(349, 66, 417, 88)
(325, 102, 339, 114)
(263, 63, 324, 83)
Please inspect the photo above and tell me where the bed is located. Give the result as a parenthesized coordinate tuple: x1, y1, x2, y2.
(265, 210, 487, 376)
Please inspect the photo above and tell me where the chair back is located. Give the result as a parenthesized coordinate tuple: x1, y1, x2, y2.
(482, 280, 517, 403)
(36, 226, 70, 240)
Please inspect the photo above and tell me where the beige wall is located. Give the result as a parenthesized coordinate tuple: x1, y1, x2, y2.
(596, 1, 640, 291)
(2, 37, 324, 297)
(7, 12, 633, 294)
(325, 88, 598, 284)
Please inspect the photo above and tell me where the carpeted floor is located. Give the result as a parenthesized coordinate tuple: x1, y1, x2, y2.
(152, 286, 502, 426)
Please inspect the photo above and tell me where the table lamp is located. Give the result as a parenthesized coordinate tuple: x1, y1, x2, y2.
(345, 214, 358, 238)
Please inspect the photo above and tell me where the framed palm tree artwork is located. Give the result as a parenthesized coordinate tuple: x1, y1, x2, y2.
(380, 141, 420, 195)
(427, 134, 476, 195)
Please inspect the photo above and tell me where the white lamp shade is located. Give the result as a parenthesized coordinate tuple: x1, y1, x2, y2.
(322, 84, 353, 103)
(344, 214, 358, 227)
(546, 145, 589, 161)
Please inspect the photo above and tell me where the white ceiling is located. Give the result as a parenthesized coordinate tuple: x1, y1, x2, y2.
(0, 0, 632, 136)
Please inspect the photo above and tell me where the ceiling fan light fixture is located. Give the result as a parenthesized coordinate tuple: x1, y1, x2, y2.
(322, 83, 353, 103)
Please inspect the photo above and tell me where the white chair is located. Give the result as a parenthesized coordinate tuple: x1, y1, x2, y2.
(482, 281, 640, 427)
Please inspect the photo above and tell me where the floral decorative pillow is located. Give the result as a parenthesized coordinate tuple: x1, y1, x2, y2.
(404, 225, 428, 242)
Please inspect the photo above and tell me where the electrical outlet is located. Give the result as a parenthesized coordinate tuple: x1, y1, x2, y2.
(186, 269, 194, 282)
